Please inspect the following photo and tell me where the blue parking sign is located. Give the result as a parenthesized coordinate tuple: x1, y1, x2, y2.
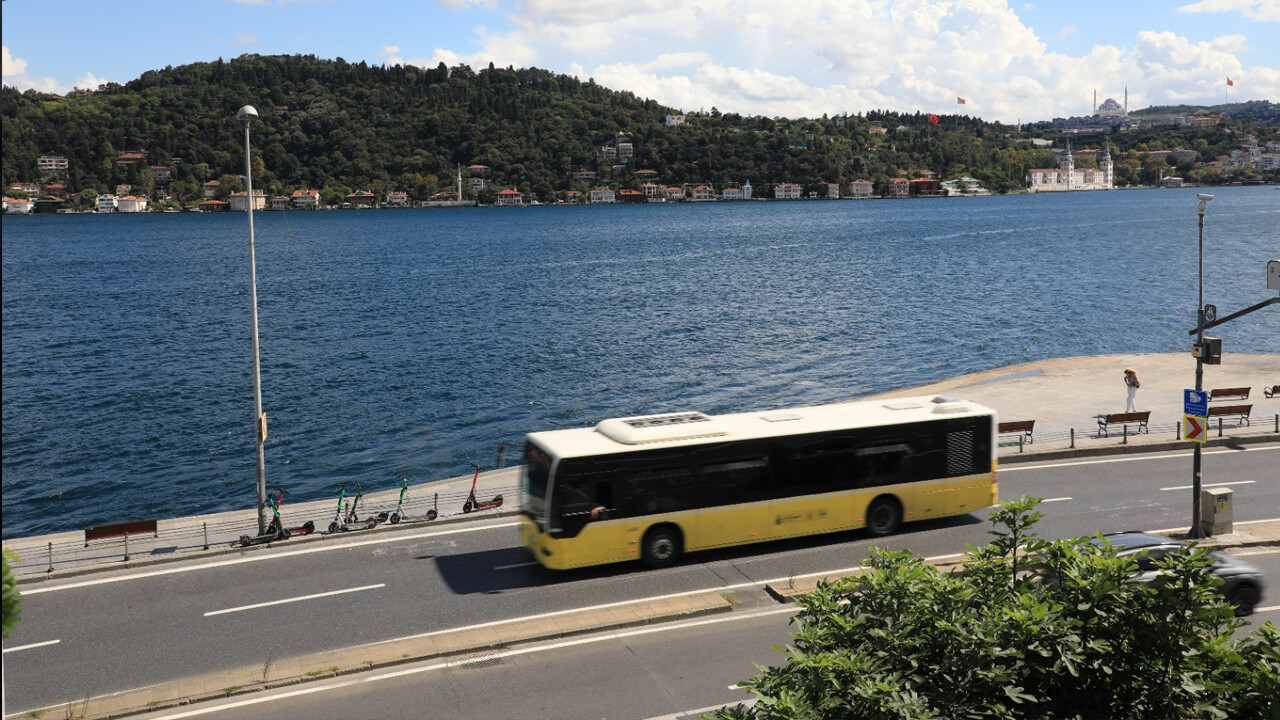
(1184, 389, 1208, 417)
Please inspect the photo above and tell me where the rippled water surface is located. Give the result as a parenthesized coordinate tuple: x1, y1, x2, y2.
(4, 187, 1277, 537)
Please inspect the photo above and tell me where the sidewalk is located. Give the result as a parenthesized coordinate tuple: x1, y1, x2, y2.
(857, 352, 1279, 463)
(5, 353, 1277, 581)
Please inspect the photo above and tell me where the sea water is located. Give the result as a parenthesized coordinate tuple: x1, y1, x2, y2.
(3, 186, 1277, 537)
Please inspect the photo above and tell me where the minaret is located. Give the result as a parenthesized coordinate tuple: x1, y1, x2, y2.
(1093, 90, 1097, 116)
(1060, 139, 1075, 190)
(1101, 140, 1114, 189)
(1124, 87, 1128, 115)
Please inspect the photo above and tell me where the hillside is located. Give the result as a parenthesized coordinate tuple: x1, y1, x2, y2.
(2, 54, 1275, 204)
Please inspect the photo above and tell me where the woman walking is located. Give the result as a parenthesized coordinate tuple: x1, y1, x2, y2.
(1124, 368, 1140, 412)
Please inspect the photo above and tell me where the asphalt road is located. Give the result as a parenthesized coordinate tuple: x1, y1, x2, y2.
(4, 445, 1278, 714)
(111, 549, 1280, 720)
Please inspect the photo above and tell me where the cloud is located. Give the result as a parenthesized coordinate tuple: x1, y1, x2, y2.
(1052, 25, 1079, 42)
(1176, 0, 1280, 22)
(4, 45, 115, 94)
(436, 0, 1278, 122)
(2, 46, 28, 77)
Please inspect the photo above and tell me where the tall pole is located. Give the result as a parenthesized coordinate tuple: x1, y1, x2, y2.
(238, 105, 269, 536)
(1190, 194, 1212, 539)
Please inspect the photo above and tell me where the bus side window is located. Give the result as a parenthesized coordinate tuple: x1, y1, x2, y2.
(854, 445, 909, 487)
(696, 458, 768, 508)
(554, 475, 605, 538)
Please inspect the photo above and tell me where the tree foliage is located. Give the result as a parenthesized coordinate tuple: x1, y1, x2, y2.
(2, 551, 20, 640)
(2, 55, 1275, 203)
(714, 497, 1280, 720)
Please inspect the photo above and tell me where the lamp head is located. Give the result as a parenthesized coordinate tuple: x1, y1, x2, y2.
(236, 105, 259, 121)
(1197, 193, 1213, 215)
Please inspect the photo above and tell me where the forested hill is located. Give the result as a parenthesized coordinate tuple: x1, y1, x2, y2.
(1, 54, 1273, 203)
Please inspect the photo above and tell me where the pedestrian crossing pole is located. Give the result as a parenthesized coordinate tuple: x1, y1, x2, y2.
(1190, 194, 1212, 539)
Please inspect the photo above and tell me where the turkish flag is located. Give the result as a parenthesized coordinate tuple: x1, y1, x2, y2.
(1227, 77, 1234, 86)
(957, 97, 966, 104)
(928, 114, 939, 124)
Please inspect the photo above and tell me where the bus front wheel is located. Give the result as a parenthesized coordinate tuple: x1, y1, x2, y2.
(866, 497, 902, 537)
(642, 526, 682, 569)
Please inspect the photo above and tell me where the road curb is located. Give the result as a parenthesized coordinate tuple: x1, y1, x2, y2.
(998, 433, 1278, 464)
(762, 529, 1280, 602)
(57, 591, 734, 720)
(9, 509, 521, 586)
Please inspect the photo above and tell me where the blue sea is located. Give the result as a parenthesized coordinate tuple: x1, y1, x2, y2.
(3, 187, 1278, 538)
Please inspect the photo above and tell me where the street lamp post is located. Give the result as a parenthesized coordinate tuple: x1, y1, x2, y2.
(238, 105, 269, 535)
(1190, 193, 1212, 539)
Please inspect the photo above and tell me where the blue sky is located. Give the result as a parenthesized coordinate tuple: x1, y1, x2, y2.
(3, 0, 1277, 123)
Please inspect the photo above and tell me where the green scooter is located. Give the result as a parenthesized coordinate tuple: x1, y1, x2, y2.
(375, 476, 439, 524)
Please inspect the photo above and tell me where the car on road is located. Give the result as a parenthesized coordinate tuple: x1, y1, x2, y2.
(1093, 532, 1264, 616)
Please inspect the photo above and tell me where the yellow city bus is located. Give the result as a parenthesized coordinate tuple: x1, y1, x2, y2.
(518, 396, 997, 570)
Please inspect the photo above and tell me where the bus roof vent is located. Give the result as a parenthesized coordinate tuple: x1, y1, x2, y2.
(931, 396, 973, 414)
(596, 412, 729, 445)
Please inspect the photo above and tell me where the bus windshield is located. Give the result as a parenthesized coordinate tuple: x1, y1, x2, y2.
(521, 442, 551, 525)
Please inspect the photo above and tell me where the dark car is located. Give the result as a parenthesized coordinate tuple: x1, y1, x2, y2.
(1092, 532, 1264, 616)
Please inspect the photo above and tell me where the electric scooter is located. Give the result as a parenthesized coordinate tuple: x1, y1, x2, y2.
(375, 476, 439, 524)
(327, 481, 378, 533)
(462, 463, 503, 513)
(239, 487, 316, 547)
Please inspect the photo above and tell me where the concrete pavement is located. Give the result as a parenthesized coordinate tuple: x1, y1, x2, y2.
(3, 352, 1277, 719)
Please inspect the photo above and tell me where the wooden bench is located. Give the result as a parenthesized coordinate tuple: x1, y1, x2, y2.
(1265, 385, 1279, 399)
(1207, 404, 1252, 427)
(1209, 387, 1250, 401)
(998, 420, 1035, 444)
(84, 518, 158, 546)
(1098, 411, 1150, 437)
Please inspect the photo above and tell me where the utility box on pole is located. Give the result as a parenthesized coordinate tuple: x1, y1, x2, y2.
(1193, 337, 1222, 364)
(1199, 487, 1233, 536)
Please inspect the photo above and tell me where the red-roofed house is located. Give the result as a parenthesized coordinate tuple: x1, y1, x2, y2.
(496, 189, 524, 206)
(291, 189, 320, 209)
(345, 190, 376, 207)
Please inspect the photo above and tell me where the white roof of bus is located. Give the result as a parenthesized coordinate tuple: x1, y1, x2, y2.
(526, 396, 994, 459)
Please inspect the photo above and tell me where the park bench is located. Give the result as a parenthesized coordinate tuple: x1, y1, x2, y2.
(1206, 404, 1252, 427)
(1097, 411, 1150, 437)
(1265, 385, 1279, 399)
(1209, 387, 1250, 402)
(998, 420, 1035, 444)
(84, 518, 158, 546)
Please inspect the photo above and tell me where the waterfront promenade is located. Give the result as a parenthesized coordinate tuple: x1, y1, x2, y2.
(5, 352, 1277, 580)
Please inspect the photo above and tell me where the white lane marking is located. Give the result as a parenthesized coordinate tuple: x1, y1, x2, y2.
(1255, 605, 1280, 613)
(1147, 517, 1280, 534)
(1231, 548, 1280, 557)
(1041, 497, 1072, 503)
(999, 445, 1280, 473)
(22, 521, 519, 596)
(135, 606, 795, 720)
(204, 584, 385, 617)
(2, 639, 60, 654)
(494, 561, 539, 570)
(1160, 480, 1255, 492)
(644, 698, 759, 720)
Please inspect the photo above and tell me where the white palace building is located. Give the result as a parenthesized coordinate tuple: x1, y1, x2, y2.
(1027, 141, 1114, 192)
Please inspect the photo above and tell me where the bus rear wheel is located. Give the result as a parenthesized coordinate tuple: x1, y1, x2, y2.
(642, 526, 682, 569)
(866, 496, 902, 537)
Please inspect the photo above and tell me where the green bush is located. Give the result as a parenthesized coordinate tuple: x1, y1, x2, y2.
(713, 497, 1280, 720)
